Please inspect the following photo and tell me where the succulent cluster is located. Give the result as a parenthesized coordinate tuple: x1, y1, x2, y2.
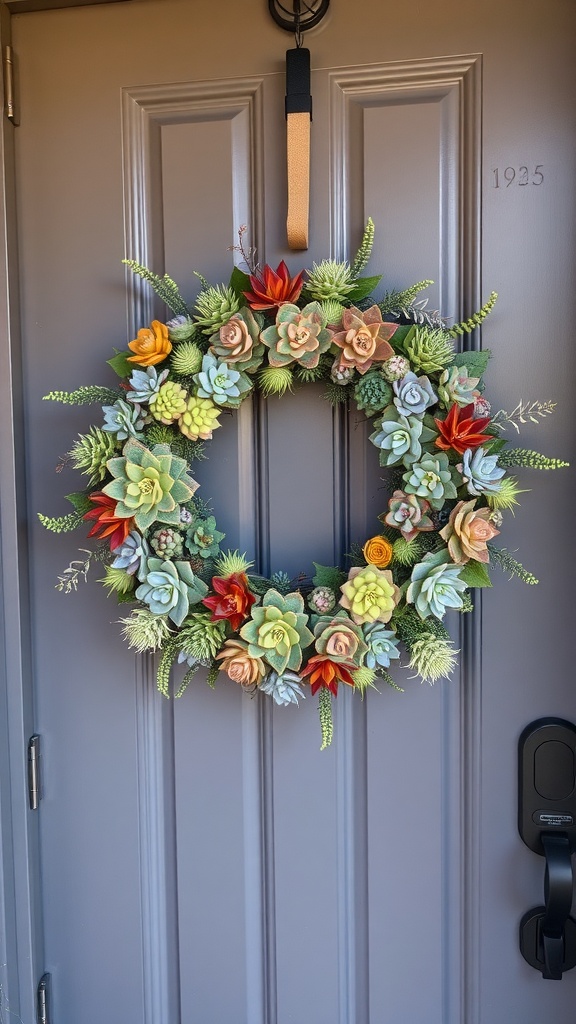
(40, 219, 568, 749)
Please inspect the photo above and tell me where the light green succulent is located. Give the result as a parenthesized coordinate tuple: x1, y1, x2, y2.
(136, 556, 208, 627)
(178, 395, 222, 440)
(102, 439, 198, 532)
(170, 341, 204, 376)
(369, 407, 435, 467)
(166, 315, 196, 342)
(240, 589, 314, 674)
(405, 326, 455, 374)
(69, 426, 118, 485)
(260, 302, 333, 370)
(259, 365, 294, 397)
(119, 607, 173, 652)
(339, 565, 400, 625)
(177, 612, 227, 663)
(259, 670, 306, 706)
(406, 550, 467, 619)
(306, 260, 355, 303)
(194, 353, 251, 408)
(149, 380, 188, 423)
(408, 634, 458, 683)
(320, 300, 345, 328)
(185, 515, 225, 559)
(194, 284, 241, 335)
(438, 365, 481, 408)
(402, 452, 458, 509)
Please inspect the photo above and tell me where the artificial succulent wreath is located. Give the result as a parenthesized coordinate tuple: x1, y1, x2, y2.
(40, 220, 568, 748)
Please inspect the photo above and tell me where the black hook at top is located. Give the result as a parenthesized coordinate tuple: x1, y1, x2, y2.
(268, 0, 330, 36)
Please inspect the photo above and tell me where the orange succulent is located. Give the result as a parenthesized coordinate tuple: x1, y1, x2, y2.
(243, 261, 305, 312)
(362, 535, 393, 568)
(127, 319, 172, 366)
(83, 492, 134, 550)
(434, 403, 492, 456)
(300, 654, 356, 696)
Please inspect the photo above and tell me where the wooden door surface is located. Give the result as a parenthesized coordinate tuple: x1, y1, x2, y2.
(1, 0, 575, 1021)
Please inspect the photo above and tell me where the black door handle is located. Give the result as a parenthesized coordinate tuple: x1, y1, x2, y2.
(518, 718, 576, 980)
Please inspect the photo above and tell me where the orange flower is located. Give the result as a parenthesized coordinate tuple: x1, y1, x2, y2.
(332, 305, 398, 374)
(300, 654, 356, 696)
(216, 639, 265, 687)
(243, 261, 305, 312)
(127, 320, 172, 366)
(434, 403, 492, 455)
(362, 535, 393, 568)
(83, 492, 134, 550)
(202, 573, 256, 631)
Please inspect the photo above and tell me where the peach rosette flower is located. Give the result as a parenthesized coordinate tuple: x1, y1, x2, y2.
(332, 305, 398, 375)
(439, 499, 500, 564)
(215, 639, 265, 688)
(362, 535, 393, 568)
(127, 319, 172, 366)
(209, 307, 264, 371)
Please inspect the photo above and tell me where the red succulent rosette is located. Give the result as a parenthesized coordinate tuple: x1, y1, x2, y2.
(300, 654, 356, 696)
(83, 492, 134, 550)
(243, 261, 305, 312)
(202, 572, 256, 631)
(434, 402, 492, 455)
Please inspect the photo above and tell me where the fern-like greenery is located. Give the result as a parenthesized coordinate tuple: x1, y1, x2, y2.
(351, 217, 375, 278)
(43, 386, 119, 405)
(487, 545, 538, 585)
(498, 448, 569, 470)
(37, 511, 83, 533)
(447, 291, 498, 338)
(378, 280, 434, 316)
(123, 260, 190, 316)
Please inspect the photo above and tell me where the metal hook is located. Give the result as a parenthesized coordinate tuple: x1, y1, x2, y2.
(268, 0, 330, 35)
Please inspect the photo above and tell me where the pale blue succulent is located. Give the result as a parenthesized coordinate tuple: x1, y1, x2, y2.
(402, 452, 458, 509)
(362, 624, 401, 670)
(126, 365, 169, 404)
(102, 398, 147, 439)
(407, 550, 467, 619)
(111, 529, 149, 575)
(459, 446, 505, 496)
(135, 557, 208, 627)
(393, 372, 437, 417)
(194, 353, 251, 408)
(369, 408, 435, 467)
(259, 670, 306, 706)
(177, 650, 209, 669)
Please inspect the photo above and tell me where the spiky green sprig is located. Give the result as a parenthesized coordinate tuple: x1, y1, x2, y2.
(405, 326, 455, 374)
(318, 687, 333, 750)
(447, 291, 498, 338)
(156, 637, 181, 696)
(487, 545, 539, 585)
(486, 476, 526, 512)
(394, 607, 451, 647)
(69, 426, 118, 485)
(120, 608, 173, 653)
(351, 217, 375, 278)
(38, 511, 83, 534)
(460, 592, 474, 613)
(295, 354, 332, 384)
(43, 386, 119, 406)
(323, 381, 353, 406)
(259, 366, 294, 397)
(378, 280, 434, 315)
(352, 667, 381, 696)
(179, 613, 227, 663)
(193, 284, 241, 334)
(497, 448, 569, 470)
(98, 566, 135, 598)
(392, 537, 423, 567)
(305, 260, 354, 303)
(408, 635, 459, 683)
(214, 549, 254, 576)
(123, 260, 189, 316)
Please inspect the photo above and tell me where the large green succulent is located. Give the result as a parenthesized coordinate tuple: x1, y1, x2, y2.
(240, 589, 313, 674)
(136, 556, 208, 627)
(103, 439, 198, 532)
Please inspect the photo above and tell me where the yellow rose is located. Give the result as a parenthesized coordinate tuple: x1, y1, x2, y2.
(127, 319, 172, 366)
(362, 535, 393, 568)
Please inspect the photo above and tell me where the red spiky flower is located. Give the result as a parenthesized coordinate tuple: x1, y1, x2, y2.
(202, 573, 257, 632)
(300, 654, 356, 697)
(434, 403, 492, 456)
(243, 261, 305, 312)
(83, 492, 133, 550)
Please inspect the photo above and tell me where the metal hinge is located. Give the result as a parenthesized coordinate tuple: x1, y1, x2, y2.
(3, 45, 18, 126)
(37, 973, 51, 1024)
(28, 735, 41, 810)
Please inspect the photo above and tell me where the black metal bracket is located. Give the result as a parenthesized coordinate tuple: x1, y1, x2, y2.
(268, 0, 330, 35)
(518, 718, 576, 979)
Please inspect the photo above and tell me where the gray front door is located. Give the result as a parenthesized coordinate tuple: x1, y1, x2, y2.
(2, 1, 575, 1021)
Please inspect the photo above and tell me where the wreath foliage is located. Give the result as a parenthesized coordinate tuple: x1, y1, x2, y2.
(40, 220, 568, 748)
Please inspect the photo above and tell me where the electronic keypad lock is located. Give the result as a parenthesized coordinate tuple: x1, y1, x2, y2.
(518, 718, 576, 979)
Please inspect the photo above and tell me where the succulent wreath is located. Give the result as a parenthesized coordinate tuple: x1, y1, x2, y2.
(40, 220, 568, 748)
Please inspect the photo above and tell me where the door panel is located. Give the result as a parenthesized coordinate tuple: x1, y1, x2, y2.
(9, 1, 576, 1022)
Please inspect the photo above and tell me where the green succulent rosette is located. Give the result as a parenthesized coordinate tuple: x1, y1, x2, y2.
(185, 515, 225, 559)
(260, 301, 333, 369)
(406, 550, 467, 620)
(103, 439, 198, 532)
(135, 556, 208, 628)
(402, 451, 458, 509)
(240, 589, 313, 674)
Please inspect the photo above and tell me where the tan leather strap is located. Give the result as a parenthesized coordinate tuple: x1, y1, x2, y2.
(286, 111, 310, 250)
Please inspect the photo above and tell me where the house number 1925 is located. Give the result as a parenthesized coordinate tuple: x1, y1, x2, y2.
(492, 165, 544, 188)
